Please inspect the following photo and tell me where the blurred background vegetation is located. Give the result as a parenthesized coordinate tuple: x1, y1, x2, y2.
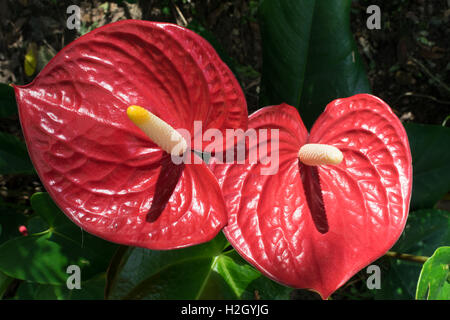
(0, 0, 448, 300)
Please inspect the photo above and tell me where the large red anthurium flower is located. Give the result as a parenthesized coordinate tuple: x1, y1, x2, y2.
(211, 94, 412, 299)
(13, 20, 247, 250)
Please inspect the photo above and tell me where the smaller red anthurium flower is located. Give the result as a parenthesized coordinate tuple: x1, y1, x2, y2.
(211, 94, 412, 299)
(13, 20, 247, 250)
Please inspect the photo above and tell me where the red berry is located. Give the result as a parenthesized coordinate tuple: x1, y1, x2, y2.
(18, 225, 28, 236)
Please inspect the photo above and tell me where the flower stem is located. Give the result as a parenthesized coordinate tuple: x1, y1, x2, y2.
(385, 251, 429, 264)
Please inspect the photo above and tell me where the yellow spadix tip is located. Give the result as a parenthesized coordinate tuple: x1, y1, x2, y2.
(125, 105, 188, 156)
(127, 105, 151, 125)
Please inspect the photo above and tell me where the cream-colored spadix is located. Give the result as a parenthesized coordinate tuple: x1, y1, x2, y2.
(127, 105, 188, 156)
(298, 143, 343, 166)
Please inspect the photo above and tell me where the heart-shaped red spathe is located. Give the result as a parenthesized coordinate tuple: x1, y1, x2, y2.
(13, 20, 247, 250)
(211, 94, 412, 299)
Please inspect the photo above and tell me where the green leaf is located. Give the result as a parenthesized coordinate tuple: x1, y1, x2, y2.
(0, 132, 34, 175)
(0, 192, 117, 285)
(405, 123, 450, 209)
(0, 270, 14, 299)
(416, 247, 450, 300)
(259, 0, 370, 129)
(376, 209, 450, 299)
(106, 232, 228, 300)
(393, 209, 449, 256)
(204, 250, 292, 300)
(0, 84, 17, 118)
(15, 273, 107, 300)
(205, 251, 261, 299)
(106, 234, 292, 300)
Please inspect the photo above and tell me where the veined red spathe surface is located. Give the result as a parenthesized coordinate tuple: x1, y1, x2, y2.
(14, 20, 247, 250)
(211, 94, 412, 299)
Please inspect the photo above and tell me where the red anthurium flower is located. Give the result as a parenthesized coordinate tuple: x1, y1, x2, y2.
(211, 94, 412, 299)
(13, 20, 247, 250)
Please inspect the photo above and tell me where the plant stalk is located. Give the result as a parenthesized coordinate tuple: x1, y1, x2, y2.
(385, 251, 429, 264)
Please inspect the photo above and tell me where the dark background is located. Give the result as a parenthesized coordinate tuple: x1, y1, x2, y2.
(0, 0, 448, 300)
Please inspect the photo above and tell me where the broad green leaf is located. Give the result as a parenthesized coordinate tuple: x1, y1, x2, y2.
(203, 251, 261, 299)
(202, 250, 292, 300)
(392, 209, 449, 256)
(416, 247, 450, 300)
(259, 0, 370, 128)
(376, 209, 449, 299)
(0, 192, 117, 285)
(0, 132, 34, 175)
(375, 258, 423, 300)
(405, 123, 450, 209)
(0, 270, 14, 299)
(106, 232, 228, 300)
(0, 84, 17, 118)
(15, 273, 107, 300)
(106, 234, 292, 300)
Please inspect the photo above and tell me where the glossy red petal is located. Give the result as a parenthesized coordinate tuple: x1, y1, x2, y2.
(212, 95, 412, 299)
(307, 94, 412, 296)
(211, 104, 313, 288)
(14, 20, 239, 249)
